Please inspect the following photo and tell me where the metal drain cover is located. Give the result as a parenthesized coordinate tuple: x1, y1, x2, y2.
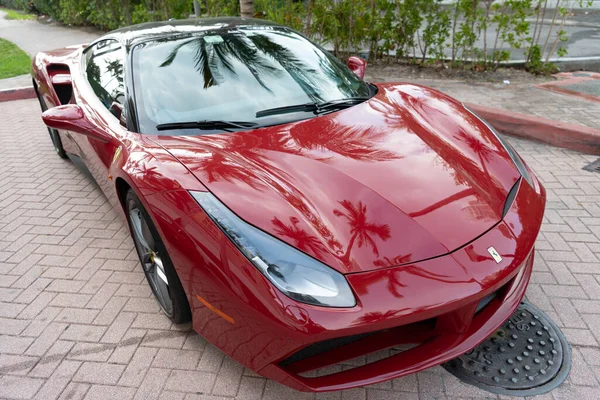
(443, 301, 571, 396)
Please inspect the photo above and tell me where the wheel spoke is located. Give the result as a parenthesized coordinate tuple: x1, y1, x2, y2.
(148, 261, 172, 313)
(154, 257, 169, 284)
(129, 209, 152, 251)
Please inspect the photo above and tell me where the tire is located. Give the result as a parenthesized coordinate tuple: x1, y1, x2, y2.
(125, 189, 192, 324)
(35, 88, 68, 159)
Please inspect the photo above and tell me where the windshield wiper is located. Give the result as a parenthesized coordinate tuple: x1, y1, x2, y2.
(156, 120, 260, 132)
(255, 97, 370, 118)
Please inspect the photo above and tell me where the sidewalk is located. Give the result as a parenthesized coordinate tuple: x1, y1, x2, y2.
(0, 9, 101, 91)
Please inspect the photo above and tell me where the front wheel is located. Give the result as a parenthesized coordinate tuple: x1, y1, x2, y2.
(125, 189, 191, 323)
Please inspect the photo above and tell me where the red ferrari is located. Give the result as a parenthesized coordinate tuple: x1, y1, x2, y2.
(32, 18, 545, 392)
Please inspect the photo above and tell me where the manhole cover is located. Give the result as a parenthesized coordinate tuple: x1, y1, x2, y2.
(583, 158, 600, 173)
(443, 301, 571, 396)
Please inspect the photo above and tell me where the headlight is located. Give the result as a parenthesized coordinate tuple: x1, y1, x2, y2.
(464, 106, 534, 187)
(190, 192, 356, 308)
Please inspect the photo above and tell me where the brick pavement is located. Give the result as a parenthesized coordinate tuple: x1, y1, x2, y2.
(1, 95, 600, 400)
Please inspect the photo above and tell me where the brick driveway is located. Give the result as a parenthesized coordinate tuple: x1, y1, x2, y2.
(1, 98, 600, 400)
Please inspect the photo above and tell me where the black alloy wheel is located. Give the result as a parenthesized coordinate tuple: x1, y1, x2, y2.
(126, 189, 191, 323)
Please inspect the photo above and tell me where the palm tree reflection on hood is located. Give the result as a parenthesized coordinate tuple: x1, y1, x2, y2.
(333, 200, 391, 269)
(272, 216, 327, 259)
(287, 119, 399, 162)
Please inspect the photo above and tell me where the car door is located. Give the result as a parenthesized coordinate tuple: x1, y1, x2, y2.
(73, 39, 128, 202)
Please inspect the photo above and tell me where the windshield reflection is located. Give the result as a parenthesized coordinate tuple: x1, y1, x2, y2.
(132, 28, 371, 134)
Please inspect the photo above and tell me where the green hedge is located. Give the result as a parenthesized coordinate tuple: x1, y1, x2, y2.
(1, 0, 590, 73)
(0, 0, 191, 30)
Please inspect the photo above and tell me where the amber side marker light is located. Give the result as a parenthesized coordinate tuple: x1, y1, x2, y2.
(195, 294, 235, 324)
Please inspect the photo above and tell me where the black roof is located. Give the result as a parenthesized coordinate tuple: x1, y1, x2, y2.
(105, 17, 283, 47)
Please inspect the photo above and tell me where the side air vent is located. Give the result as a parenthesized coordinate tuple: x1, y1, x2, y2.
(502, 178, 521, 218)
(47, 64, 73, 105)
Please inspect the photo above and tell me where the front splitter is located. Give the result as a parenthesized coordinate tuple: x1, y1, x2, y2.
(443, 301, 571, 397)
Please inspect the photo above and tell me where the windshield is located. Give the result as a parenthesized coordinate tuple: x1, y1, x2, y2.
(131, 27, 373, 135)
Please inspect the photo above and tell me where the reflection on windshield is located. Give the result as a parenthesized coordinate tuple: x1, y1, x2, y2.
(132, 27, 371, 134)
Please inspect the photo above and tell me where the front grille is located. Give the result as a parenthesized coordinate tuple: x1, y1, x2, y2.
(279, 318, 437, 375)
(280, 331, 379, 366)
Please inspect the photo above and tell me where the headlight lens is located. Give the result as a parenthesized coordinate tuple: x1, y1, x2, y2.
(464, 106, 534, 187)
(190, 191, 356, 308)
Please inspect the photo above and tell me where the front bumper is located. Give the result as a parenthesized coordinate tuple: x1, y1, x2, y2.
(259, 250, 534, 391)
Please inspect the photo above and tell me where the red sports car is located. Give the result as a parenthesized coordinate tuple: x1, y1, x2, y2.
(33, 18, 545, 392)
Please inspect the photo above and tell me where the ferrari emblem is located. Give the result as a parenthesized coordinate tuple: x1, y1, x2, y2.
(487, 246, 502, 263)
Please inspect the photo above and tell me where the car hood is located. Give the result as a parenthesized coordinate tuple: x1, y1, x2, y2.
(151, 83, 521, 274)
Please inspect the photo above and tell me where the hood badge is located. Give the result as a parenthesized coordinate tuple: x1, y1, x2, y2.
(487, 246, 502, 263)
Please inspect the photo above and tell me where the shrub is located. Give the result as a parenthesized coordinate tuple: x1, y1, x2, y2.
(1, 0, 590, 72)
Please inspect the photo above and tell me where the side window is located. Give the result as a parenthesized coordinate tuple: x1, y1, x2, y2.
(84, 40, 125, 118)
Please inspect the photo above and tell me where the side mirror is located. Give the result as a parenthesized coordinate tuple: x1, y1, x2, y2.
(347, 56, 367, 79)
(41, 104, 109, 142)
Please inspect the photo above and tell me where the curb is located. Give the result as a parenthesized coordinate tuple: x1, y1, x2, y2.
(467, 103, 600, 156)
(0, 86, 36, 103)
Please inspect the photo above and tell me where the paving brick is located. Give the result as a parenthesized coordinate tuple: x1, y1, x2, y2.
(117, 346, 157, 387)
(67, 342, 115, 362)
(133, 368, 170, 400)
(569, 347, 600, 387)
(107, 329, 145, 365)
(0, 300, 26, 318)
(572, 299, 600, 314)
(34, 360, 82, 400)
(0, 375, 45, 399)
(20, 306, 61, 338)
(164, 370, 217, 394)
(83, 384, 136, 400)
(576, 274, 600, 299)
(0, 353, 38, 375)
(100, 311, 136, 344)
(29, 340, 77, 378)
(211, 356, 244, 397)
(197, 344, 225, 373)
(26, 322, 69, 356)
(73, 361, 126, 385)
(92, 296, 128, 326)
(50, 293, 93, 308)
(140, 330, 187, 349)
(152, 348, 201, 370)
(0, 334, 34, 354)
(58, 382, 90, 400)
(56, 307, 99, 324)
(541, 284, 589, 299)
(60, 323, 107, 343)
(235, 376, 266, 400)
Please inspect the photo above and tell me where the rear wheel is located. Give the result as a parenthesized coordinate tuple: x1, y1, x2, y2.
(125, 189, 191, 323)
(35, 88, 67, 159)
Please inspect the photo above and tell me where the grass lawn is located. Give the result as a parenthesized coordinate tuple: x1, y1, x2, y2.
(1, 7, 36, 20)
(0, 38, 31, 79)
